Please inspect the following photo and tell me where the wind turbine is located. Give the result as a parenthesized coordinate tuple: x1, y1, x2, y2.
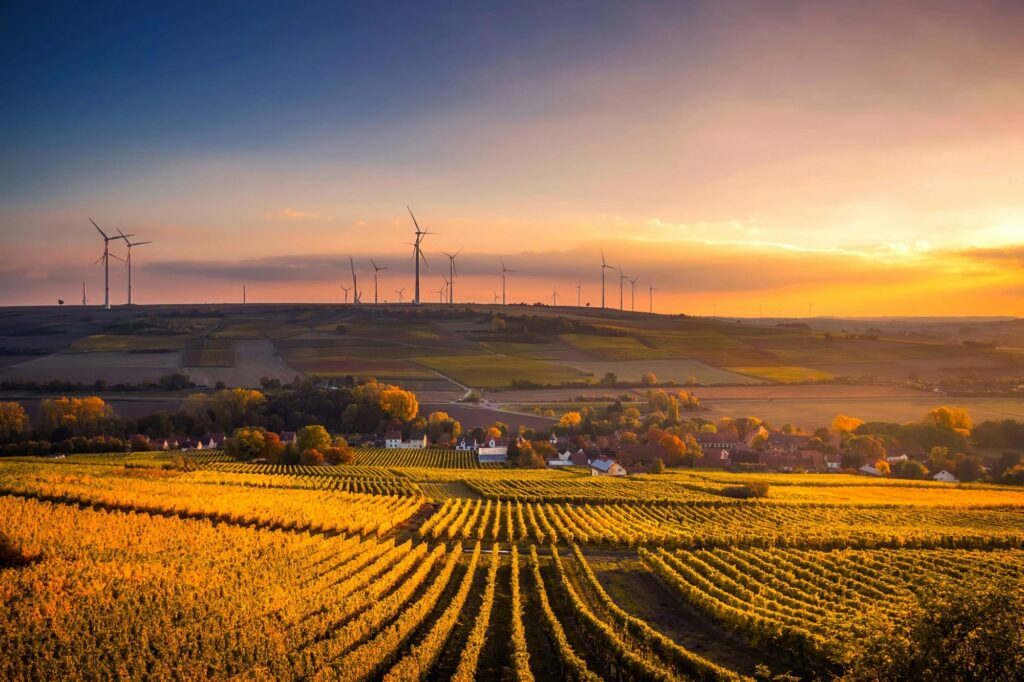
(395, 287, 405, 304)
(82, 282, 87, 306)
(552, 287, 558, 306)
(442, 248, 461, 304)
(600, 249, 614, 309)
(575, 282, 582, 307)
(370, 258, 387, 304)
(629, 276, 639, 312)
(349, 256, 361, 304)
(493, 292, 499, 304)
(618, 268, 629, 311)
(341, 285, 351, 304)
(500, 258, 514, 306)
(116, 228, 151, 306)
(90, 219, 130, 310)
(437, 282, 447, 303)
(648, 282, 657, 314)
(407, 207, 431, 305)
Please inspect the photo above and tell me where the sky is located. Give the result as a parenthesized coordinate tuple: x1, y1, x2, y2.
(1, 0, 1022, 316)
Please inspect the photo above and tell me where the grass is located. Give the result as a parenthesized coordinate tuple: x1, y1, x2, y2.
(410, 354, 593, 388)
(560, 334, 674, 361)
(727, 365, 835, 382)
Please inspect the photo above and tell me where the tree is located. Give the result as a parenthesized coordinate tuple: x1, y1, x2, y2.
(892, 459, 928, 480)
(39, 396, 115, 438)
(600, 372, 618, 387)
(0, 402, 29, 442)
(872, 459, 891, 475)
(557, 411, 582, 431)
(665, 396, 680, 424)
(379, 387, 419, 422)
(844, 581, 1024, 681)
(324, 437, 354, 465)
(300, 448, 325, 465)
(297, 425, 331, 453)
(647, 389, 669, 412)
(649, 458, 665, 474)
(640, 372, 658, 386)
(832, 414, 865, 434)
(129, 434, 152, 451)
(225, 427, 266, 461)
(923, 406, 973, 436)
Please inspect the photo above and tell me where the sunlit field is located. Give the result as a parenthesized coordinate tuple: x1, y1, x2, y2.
(2, 451, 1022, 680)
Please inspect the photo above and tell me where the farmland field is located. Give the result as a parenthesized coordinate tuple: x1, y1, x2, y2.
(2, 454, 1022, 680)
(412, 353, 592, 388)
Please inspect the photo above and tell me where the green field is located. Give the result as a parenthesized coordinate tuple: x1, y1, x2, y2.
(412, 354, 592, 388)
(728, 365, 835, 382)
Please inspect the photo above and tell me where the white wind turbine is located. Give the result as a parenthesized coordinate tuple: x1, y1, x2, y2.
(116, 228, 151, 306)
(90, 219, 130, 310)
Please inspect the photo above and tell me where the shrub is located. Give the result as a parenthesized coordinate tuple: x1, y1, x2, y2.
(720, 481, 770, 499)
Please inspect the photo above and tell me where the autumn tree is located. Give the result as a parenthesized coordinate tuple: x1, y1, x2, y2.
(379, 387, 419, 422)
(641, 372, 658, 386)
(39, 396, 115, 438)
(831, 414, 865, 434)
(647, 389, 669, 412)
(297, 425, 331, 453)
(0, 402, 28, 442)
(300, 448, 325, 465)
(261, 432, 286, 463)
(323, 437, 354, 465)
(225, 427, 267, 461)
(182, 388, 265, 432)
(557, 411, 582, 432)
(923, 406, 973, 436)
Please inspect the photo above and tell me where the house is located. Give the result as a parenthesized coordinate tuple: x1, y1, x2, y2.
(766, 432, 807, 453)
(384, 430, 403, 449)
(824, 454, 842, 471)
(548, 449, 574, 467)
(154, 438, 178, 450)
(478, 437, 509, 463)
(743, 425, 770, 447)
(933, 469, 959, 483)
(696, 433, 740, 451)
(200, 433, 226, 449)
(616, 443, 663, 467)
(570, 450, 589, 467)
(589, 457, 627, 477)
(886, 454, 909, 464)
(404, 433, 428, 449)
(858, 463, 885, 477)
(455, 437, 478, 452)
(702, 448, 732, 468)
(280, 431, 297, 446)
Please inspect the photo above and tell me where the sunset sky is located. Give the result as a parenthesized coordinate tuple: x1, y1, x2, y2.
(1, 1, 1022, 315)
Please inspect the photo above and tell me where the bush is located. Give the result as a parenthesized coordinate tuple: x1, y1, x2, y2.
(650, 458, 665, 474)
(720, 481, 770, 499)
(300, 448, 325, 466)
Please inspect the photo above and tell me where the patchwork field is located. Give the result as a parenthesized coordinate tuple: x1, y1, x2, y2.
(412, 354, 592, 388)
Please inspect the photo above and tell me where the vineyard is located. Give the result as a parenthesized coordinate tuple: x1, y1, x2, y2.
(182, 338, 236, 367)
(1, 456, 1023, 680)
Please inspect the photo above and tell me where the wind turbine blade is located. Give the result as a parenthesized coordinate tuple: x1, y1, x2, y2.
(601, 248, 606, 266)
(370, 257, 378, 270)
(133, 241, 153, 246)
(94, 253, 105, 265)
(108, 252, 125, 263)
(407, 206, 421, 233)
(90, 218, 108, 239)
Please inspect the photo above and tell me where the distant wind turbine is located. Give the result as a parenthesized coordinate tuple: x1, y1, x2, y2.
(82, 281, 87, 307)
(618, 268, 629, 311)
(349, 256, 360, 304)
(493, 291, 499, 304)
(648, 282, 657, 314)
(575, 282, 582, 307)
(437, 282, 447, 303)
(407, 207, 431, 305)
(90, 219, 130, 310)
(370, 258, 387, 304)
(500, 258, 514, 306)
(116, 228, 151, 306)
(552, 287, 558, 306)
(395, 287, 405, 304)
(600, 249, 614, 309)
(341, 285, 352, 304)
(629, 276, 639, 312)
(442, 248, 461, 304)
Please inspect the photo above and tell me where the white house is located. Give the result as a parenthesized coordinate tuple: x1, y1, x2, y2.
(825, 454, 842, 471)
(548, 448, 575, 467)
(455, 437, 478, 452)
(384, 431, 427, 449)
(886, 454, 909, 464)
(590, 457, 627, 477)
(858, 463, 885, 477)
(933, 469, 959, 483)
(478, 437, 509, 463)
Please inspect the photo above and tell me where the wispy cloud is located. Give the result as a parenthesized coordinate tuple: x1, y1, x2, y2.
(265, 208, 325, 221)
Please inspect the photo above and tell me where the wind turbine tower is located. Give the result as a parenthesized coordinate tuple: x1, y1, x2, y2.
(618, 268, 629, 311)
(395, 287, 405, 303)
(442, 248, 461, 304)
(90, 219, 129, 310)
(349, 256, 360, 304)
(575, 283, 582, 307)
(600, 249, 613, 309)
(117, 228, 151, 306)
(648, 282, 657, 314)
(500, 258, 514, 306)
(629, 276, 638, 312)
(82, 282, 87, 306)
(341, 286, 351, 304)
(552, 287, 558, 306)
(407, 207, 430, 305)
(370, 258, 387, 304)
